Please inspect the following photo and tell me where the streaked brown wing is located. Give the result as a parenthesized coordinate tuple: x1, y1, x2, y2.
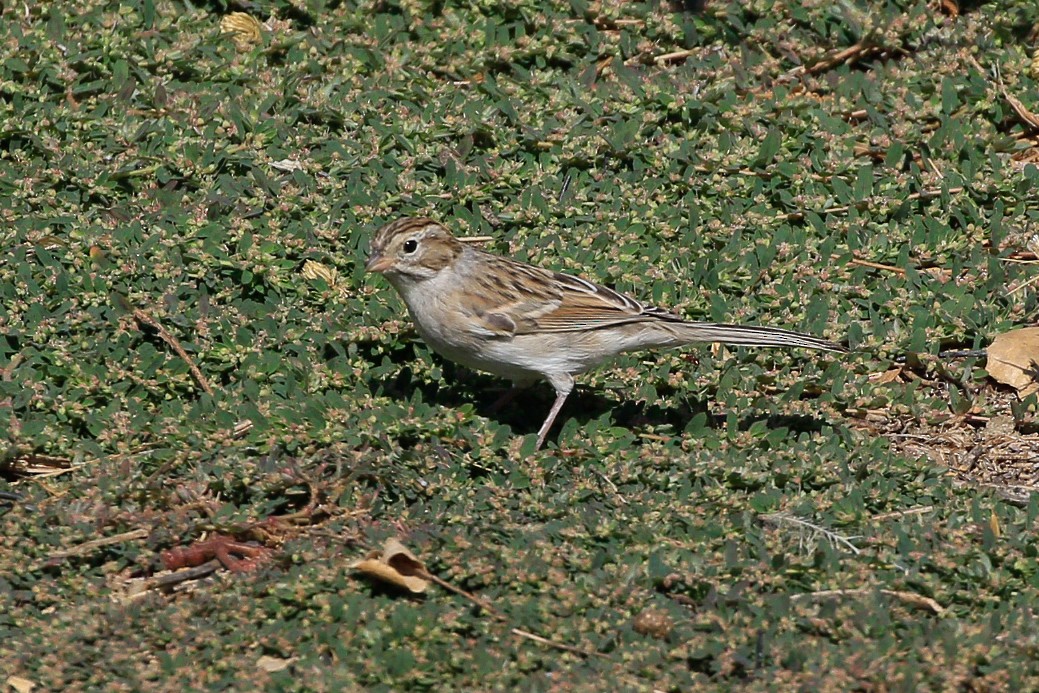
(460, 250, 683, 337)
(457, 254, 564, 337)
(506, 264, 681, 334)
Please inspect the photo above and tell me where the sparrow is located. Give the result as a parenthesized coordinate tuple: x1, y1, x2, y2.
(366, 218, 846, 449)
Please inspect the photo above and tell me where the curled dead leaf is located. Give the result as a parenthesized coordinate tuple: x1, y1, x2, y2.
(987, 327, 1039, 397)
(351, 538, 429, 594)
(220, 12, 264, 51)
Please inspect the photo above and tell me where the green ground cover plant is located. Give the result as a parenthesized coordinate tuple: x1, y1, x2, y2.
(3, 0, 1039, 689)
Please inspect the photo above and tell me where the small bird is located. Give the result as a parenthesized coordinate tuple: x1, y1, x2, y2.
(366, 218, 846, 450)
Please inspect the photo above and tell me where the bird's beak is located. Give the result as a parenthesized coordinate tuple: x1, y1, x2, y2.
(365, 253, 394, 273)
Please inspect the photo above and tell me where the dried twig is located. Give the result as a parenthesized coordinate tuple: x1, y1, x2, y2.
(847, 257, 907, 275)
(792, 587, 945, 615)
(509, 627, 607, 659)
(1008, 272, 1039, 296)
(48, 528, 150, 560)
(969, 56, 1039, 135)
(952, 479, 1037, 507)
(1003, 91, 1039, 133)
(653, 49, 697, 64)
(761, 512, 862, 555)
(122, 560, 225, 603)
(782, 41, 882, 80)
(420, 570, 508, 619)
(417, 568, 609, 659)
(868, 506, 935, 522)
(908, 186, 965, 202)
(132, 308, 214, 395)
(152, 559, 222, 587)
(780, 186, 964, 223)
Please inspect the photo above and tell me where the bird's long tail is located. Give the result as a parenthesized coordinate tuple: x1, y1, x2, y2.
(675, 322, 847, 352)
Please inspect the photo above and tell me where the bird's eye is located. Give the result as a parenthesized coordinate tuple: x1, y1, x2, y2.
(402, 239, 418, 254)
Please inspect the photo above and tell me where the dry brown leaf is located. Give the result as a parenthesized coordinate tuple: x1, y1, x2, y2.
(6, 676, 36, 693)
(220, 12, 264, 51)
(351, 538, 429, 594)
(870, 367, 904, 384)
(987, 327, 1039, 396)
(256, 655, 295, 673)
(920, 266, 953, 282)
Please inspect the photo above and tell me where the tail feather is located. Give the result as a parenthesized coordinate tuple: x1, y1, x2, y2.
(676, 322, 847, 353)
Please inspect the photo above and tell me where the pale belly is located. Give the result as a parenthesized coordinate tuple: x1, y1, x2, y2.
(414, 315, 654, 384)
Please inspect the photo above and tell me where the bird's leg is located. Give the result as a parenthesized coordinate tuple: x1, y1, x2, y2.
(534, 391, 570, 450)
(535, 374, 575, 450)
